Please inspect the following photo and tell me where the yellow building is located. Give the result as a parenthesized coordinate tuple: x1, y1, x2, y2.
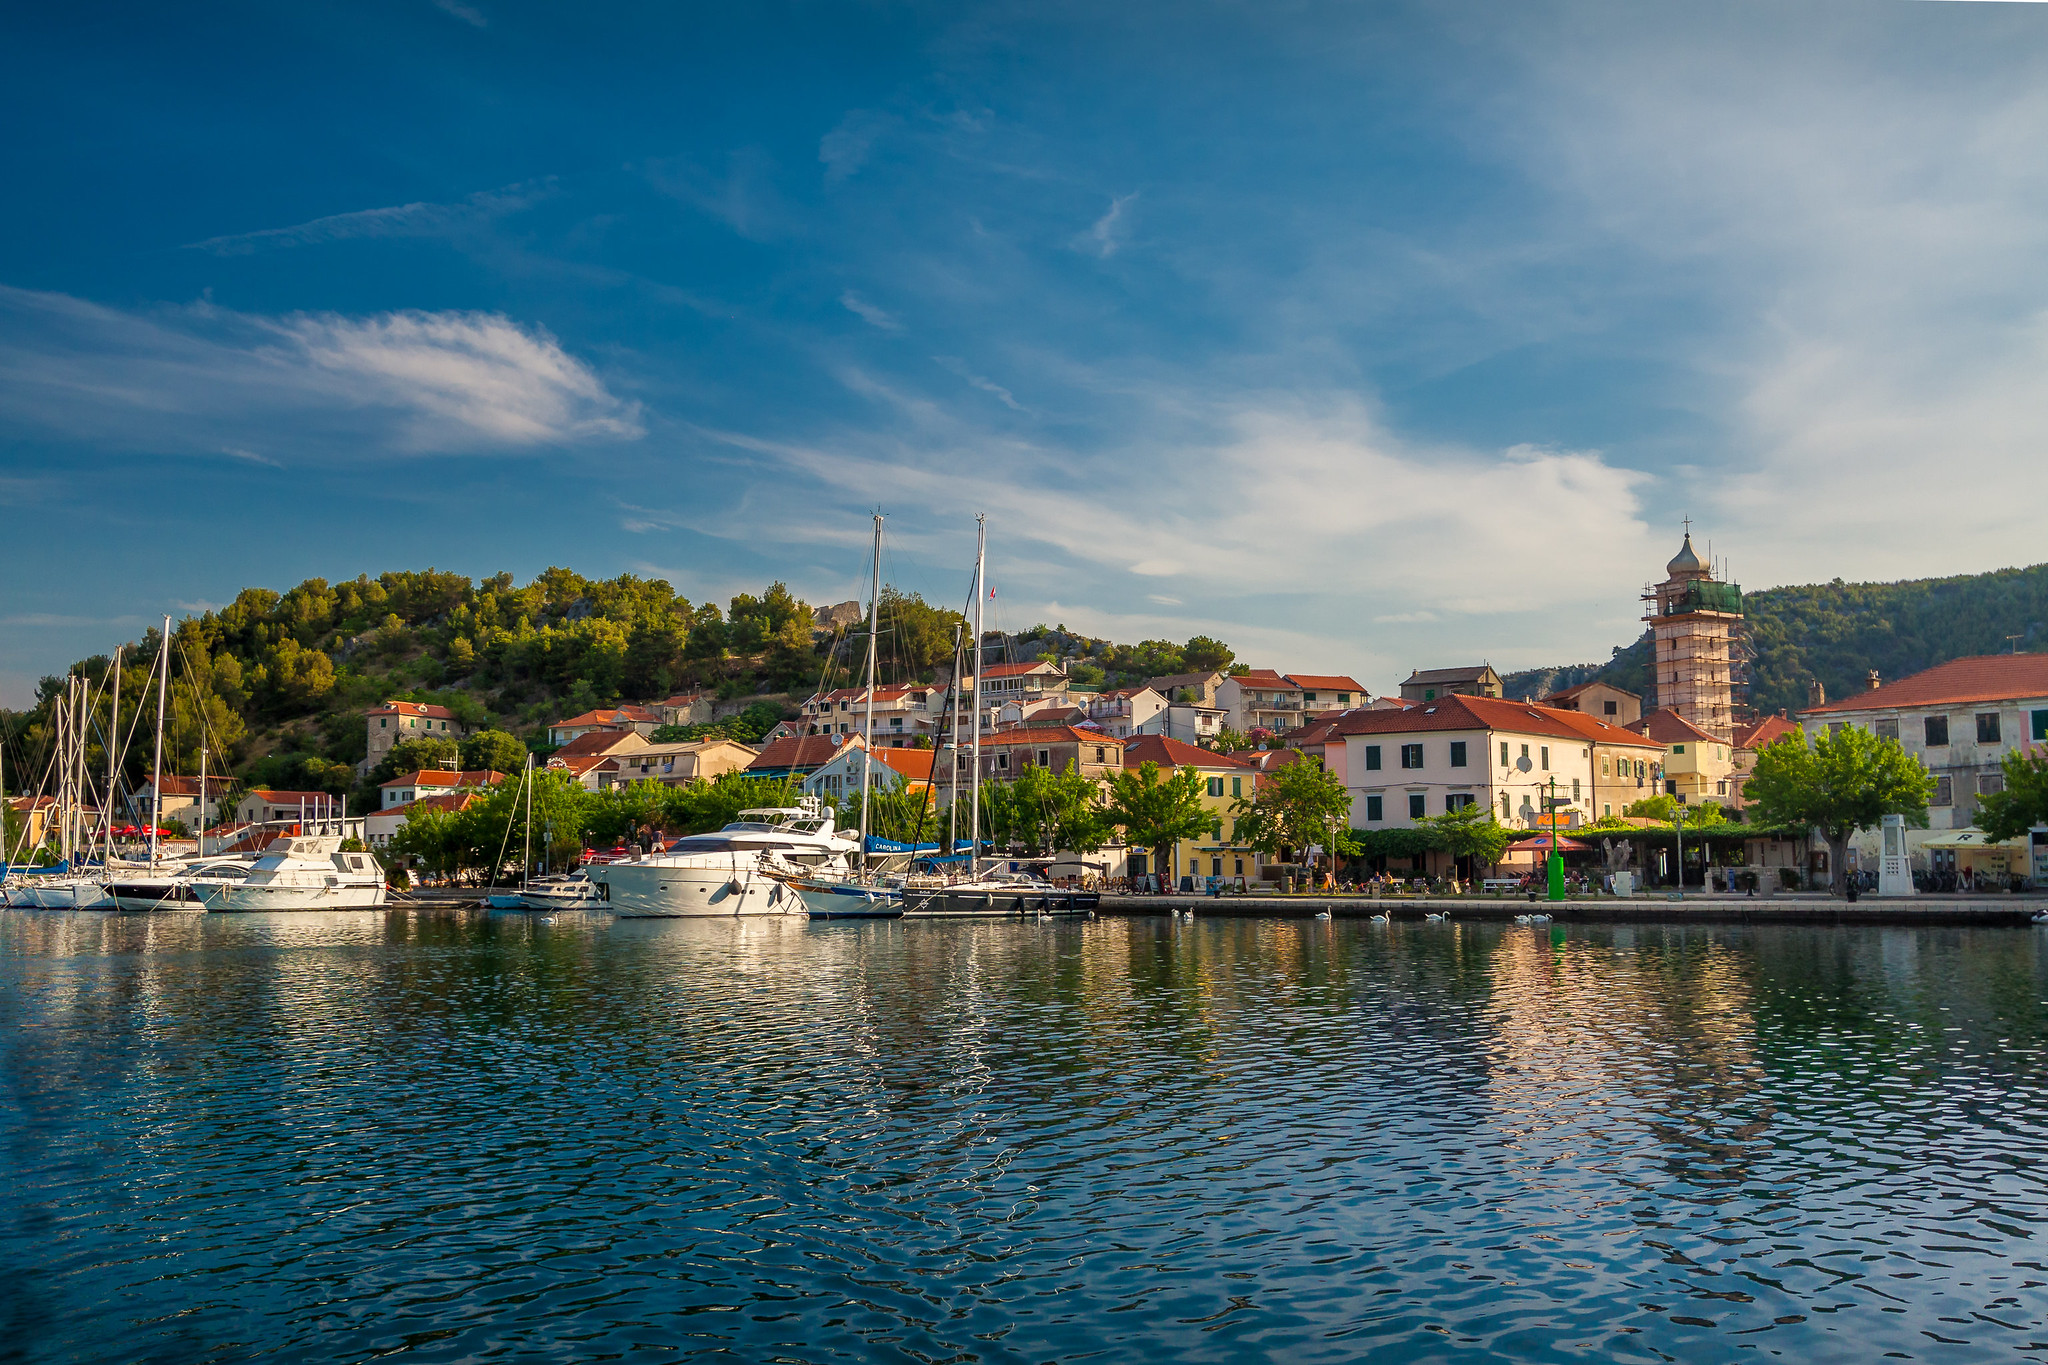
(1121, 735, 1259, 887)
(1626, 707, 1735, 806)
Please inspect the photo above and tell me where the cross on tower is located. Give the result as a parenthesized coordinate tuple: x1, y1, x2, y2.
(1682, 516, 1691, 536)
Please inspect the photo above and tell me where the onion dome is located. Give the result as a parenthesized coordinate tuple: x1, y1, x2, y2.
(1666, 533, 1704, 577)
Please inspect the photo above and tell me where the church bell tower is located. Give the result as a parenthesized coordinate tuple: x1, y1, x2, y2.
(1642, 524, 1743, 744)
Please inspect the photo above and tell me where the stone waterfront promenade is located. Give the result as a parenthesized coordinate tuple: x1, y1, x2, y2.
(1097, 892, 2048, 926)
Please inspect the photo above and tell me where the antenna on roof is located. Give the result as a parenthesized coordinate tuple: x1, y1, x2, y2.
(2007, 634, 2023, 654)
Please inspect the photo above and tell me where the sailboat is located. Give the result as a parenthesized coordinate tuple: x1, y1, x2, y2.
(103, 620, 215, 911)
(784, 514, 906, 920)
(12, 664, 119, 908)
(896, 515, 1096, 920)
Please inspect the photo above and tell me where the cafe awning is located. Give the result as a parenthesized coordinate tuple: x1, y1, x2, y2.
(1505, 836, 1594, 854)
(1919, 828, 2026, 851)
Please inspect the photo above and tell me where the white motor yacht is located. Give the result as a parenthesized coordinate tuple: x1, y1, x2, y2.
(195, 836, 387, 911)
(587, 801, 856, 917)
(104, 856, 255, 912)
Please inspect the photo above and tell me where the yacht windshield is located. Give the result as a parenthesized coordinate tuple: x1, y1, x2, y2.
(664, 836, 741, 855)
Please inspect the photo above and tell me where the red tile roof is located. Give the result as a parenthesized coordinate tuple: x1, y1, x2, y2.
(875, 748, 936, 781)
(1329, 693, 1662, 749)
(369, 700, 459, 720)
(1544, 679, 1640, 704)
(976, 726, 1127, 749)
(1734, 715, 1800, 750)
(245, 789, 335, 803)
(1625, 708, 1720, 746)
(144, 776, 216, 797)
(545, 754, 611, 777)
(747, 735, 847, 771)
(1801, 654, 2048, 714)
(376, 791, 482, 818)
(1122, 735, 1254, 770)
(550, 729, 646, 759)
(975, 662, 1063, 679)
(377, 769, 506, 789)
(1231, 669, 1294, 688)
(553, 706, 658, 729)
(1285, 674, 1365, 693)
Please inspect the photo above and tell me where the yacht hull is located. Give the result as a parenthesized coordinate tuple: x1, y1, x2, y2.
(590, 863, 802, 918)
(13, 879, 112, 910)
(198, 884, 388, 912)
(793, 880, 904, 919)
(104, 881, 209, 912)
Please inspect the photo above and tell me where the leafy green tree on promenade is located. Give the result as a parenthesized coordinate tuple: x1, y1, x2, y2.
(1416, 802, 1514, 874)
(1745, 728, 1934, 894)
(1103, 761, 1211, 880)
(1004, 760, 1108, 856)
(1977, 747, 2048, 842)
(1229, 755, 1352, 866)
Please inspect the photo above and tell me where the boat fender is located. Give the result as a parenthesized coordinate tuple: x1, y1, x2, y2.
(726, 878, 743, 896)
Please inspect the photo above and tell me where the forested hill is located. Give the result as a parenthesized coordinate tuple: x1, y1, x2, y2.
(0, 567, 1242, 814)
(1503, 561, 2048, 716)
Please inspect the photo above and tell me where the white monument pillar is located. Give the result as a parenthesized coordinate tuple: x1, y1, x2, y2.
(1876, 813, 1915, 897)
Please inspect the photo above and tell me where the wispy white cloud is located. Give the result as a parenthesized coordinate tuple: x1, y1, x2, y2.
(432, 0, 487, 26)
(933, 355, 1023, 410)
(820, 110, 894, 182)
(184, 180, 550, 255)
(0, 286, 642, 456)
(840, 290, 902, 331)
(1074, 193, 1137, 258)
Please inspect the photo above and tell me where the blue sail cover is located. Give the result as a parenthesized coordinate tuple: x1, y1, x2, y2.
(864, 837, 975, 855)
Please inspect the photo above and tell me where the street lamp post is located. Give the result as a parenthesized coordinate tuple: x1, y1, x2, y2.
(1545, 775, 1565, 902)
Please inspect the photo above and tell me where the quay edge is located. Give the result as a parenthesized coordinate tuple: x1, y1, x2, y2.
(1095, 894, 2048, 927)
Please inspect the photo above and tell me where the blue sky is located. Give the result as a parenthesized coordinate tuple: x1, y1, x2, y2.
(6, 0, 2048, 704)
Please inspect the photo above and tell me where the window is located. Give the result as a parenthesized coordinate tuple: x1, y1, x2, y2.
(1925, 715, 1949, 746)
(1400, 744, 1424, 769)
(1036, 749, 1050, 767)
(1603, 700, 1617, 716)
(997, 753, 1010, 770)
(1364, 745, 1382, 771)
(2035, 709, 2048, 742)
(1664, 779, 1677, 795)
(1302, 692, 1317, 704)
(1501, 794, 1512, 819)
(1449, 741, 1468, 767)
(1977, 713, 2002, 744)
(1408, 793, 1426, 819)
(1540, 746, 1550, 770)
(1095, 747, 1106, 762)
(1932, 774, 1953, 805)
(1211, 857, 1222, 877)
(1572, 779, 1581, 799)
(1365, 794, 1383, 822)
(1207, 777, 1223, 797)
(1500, 741, 1510, 766)
(1875, 718, 1899, 742)
(1231, 776, 1242, 797)
(890, 716, 903, 728)
(1520, 744, 1530, 762)
(1672, 744, 1685, 755)
(1603, 804, 1612, 817)
(1424, 688, 1437, 700)
(1446, 793, 1474, 811)
(380, 718, 388, 729)
(1337, 693, 1351, 705)
(1981, 772, 2005, 795)
(1234, 857, 1244, 875)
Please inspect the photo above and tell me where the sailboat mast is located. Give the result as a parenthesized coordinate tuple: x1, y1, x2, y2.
(522, 753, 533, 888)
(56, 678, 70, 865)
(858, 513, 883, 873)
(945, 625, 962, 860)
(103, 647, 121, 865)
(968, 514, 985, 874)
(196, 744, 206, 857)
(148, 615, 169, 865)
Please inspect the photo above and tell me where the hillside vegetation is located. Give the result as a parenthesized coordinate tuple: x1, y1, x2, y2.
(1505, 562, 2048, 716)
(0, 567, 1243, 817)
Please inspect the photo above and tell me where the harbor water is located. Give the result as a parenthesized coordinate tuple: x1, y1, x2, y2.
(5, 911, 2048, 1362)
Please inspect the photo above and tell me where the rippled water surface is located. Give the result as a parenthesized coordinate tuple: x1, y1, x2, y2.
(6, 912, 2048, 1363)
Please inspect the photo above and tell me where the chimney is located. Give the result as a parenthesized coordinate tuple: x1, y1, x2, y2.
(1867, 670, 1881, 691)
(1807, 679, 1826, 709)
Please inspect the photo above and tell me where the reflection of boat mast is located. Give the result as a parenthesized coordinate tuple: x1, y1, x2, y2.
(148, 615, 170, 866)
(859, 513, 882, 875)
(968, 514, 985, 878)
(102, 647, 121, 866)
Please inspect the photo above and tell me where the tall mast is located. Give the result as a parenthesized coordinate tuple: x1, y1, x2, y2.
(858, 513, 883, 873)
(522, 753, 534, 888)
(968, 514, 985, 875)
(196, 744, 206, 856)
(149, 615, 169, 865)
(55, 678, 70, 865)
(945, 624, 963, 860)
(102, 647, 121, 865)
